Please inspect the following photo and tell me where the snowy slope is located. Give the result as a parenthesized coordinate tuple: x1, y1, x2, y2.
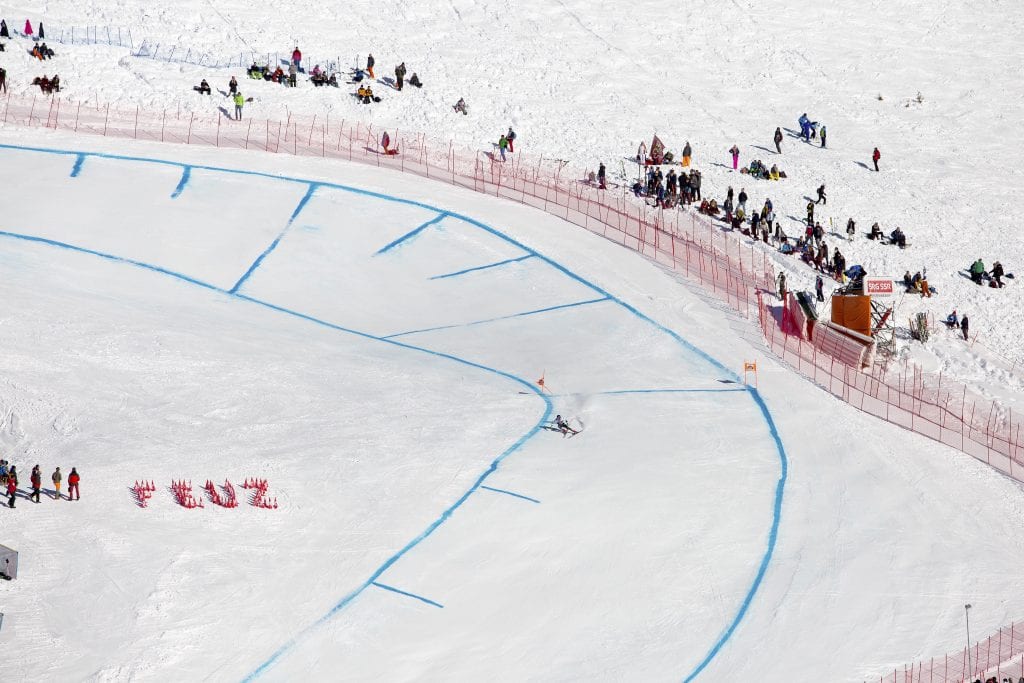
(0, 129, 1019, 682)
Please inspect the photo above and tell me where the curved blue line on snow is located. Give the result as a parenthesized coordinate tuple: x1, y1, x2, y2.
(0, 143, 787, 683)
(170, 165, 191, 198)
(69, 153, 86, 177)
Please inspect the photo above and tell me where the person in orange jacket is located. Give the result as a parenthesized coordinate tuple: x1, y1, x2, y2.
(68, 467, 80, 501)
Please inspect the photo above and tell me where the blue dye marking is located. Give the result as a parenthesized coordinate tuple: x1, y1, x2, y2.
(383, 296, 612, 339)
(69, 154, 85, 178)
(170, 166, 191, 199)
(429, 254, 534, 280)
(374, 212, 449, 255)
(0, 144, 787, 683)
(371, 582, 444, 609)
(480, 485, 540, 504)
(588, 388, 747, 396)
(229, 183, 319, 294)
(682, 386, 787, 683)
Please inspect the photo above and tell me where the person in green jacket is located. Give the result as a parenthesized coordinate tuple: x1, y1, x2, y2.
(497, 134, 508, 162)
(969, 258, 986, 285)
(233, 92, 244, 120)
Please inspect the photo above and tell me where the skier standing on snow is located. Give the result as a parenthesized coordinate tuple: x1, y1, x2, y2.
(729, 144, 740, 170)
(68, 467, 80, 500)
(774, 127, 783, 154)
(30, 465, 40, 503)
(51, 466, 61, 500)
(872, 147, 881, 172)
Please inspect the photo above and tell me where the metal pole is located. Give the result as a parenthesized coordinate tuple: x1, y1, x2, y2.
(965, 604, 973, 677)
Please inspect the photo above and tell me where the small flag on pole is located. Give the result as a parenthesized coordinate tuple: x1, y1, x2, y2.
(743, 361, 758, 387)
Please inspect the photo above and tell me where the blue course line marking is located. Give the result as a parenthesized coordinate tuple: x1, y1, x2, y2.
(170, 166, 191, 199)
(374, 211, 449, 255)
(0, 144, 786, 683)
(682, 386, 787, 683)
(69, 154, 85, 178)
(429, 254, 535, 280)
(382, 296, 612, 339)
(582, 388, 748, 396)
(371, 582, 444, 609)
(480, 485, 540, 504)
(229, 183, 319, 294)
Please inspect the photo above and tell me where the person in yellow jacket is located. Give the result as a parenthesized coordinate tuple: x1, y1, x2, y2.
(233, 91, 244, 120)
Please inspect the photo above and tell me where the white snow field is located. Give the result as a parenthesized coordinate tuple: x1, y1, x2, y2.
(2, 0, 1023, 408)
(0, 131, 1021, 683)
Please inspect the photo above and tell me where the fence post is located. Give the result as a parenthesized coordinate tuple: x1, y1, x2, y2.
(245, 120, 252, 150)
(186, 112, 194, 144)
(160, 109, 165, 141)
(28, 95, 37, 126)
(134, 105, 139, 139)
(216, 113, 220, 147)
(102, 103, 109, 136)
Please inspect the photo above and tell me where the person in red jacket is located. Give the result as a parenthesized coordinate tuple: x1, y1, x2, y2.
(24, 19, 33, 36)
(291, 46, 302, 73)
(68, 467, 80, 501)
(29, 465, 41, 503)
(6, 476, 15, 508)
(872, 147, 881, 172)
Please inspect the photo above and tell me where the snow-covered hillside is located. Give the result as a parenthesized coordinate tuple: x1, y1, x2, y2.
(2, 0, 1021, 405)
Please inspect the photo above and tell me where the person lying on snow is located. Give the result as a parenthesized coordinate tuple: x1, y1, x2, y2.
(553, 415, 579, 437)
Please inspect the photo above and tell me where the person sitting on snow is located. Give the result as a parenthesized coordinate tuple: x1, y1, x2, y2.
(40, 42, 54, 58)
(869, 222, 883, 240)
(944, 310, 959, 328)
(409, 72, 422, 88)
(890, 227, 907, 248)
(903, 270, 914, 292)
(194, 78, 211, 95)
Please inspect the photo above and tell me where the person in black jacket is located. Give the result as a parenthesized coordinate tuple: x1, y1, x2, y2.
(960, 314, 969, 341)
(990, 261, 1005, 287)
(597, 162, 606, 189)
(366, 53, 375, 78)
(394, 62, 406, 90)
(0, 19, 9, 38)
(774, 127, 783, 154)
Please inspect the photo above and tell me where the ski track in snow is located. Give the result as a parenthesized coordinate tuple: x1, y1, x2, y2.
(0, 142, 788, 681)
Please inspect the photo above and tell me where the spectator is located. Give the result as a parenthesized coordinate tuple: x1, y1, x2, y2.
(233, 91, 244, 120)
(394, 61, 407, 90)
(498, 134, 509, 161)
(68, 467, 80, 501)
(729, 144, 740, 170)
(990, 260, 1005, 287)
(682, 141, 692, 167)
(229, 75, 238, 95)
(597, 162, 606, 189)
(869, 222, 882, 240)
(0, 19, 8, 38)
(454, 97, 468, 115)
(774, 127, 783, 154)
(408, 72, 422, 88)
(30, 465, 40, 503)
(288, 61, 297, 87)
(195, 79, 211, 95)
(777, 271, 787, 300)
(0, 67, 6, 93)
(51, 466, 62, 500)
(506, 127, 516, 153)
(872, 146, 881, 172)
(6, 475, 14, 508)
(24, 19, 32, 36)
(961, 314, 970, 340)
(291, 46, 302, 72)
(366, 53, 375, 79)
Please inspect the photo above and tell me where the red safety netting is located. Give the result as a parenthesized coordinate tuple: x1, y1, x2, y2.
(867, 621, 1024, 683)
(3, 89, 1023, 683)
(3, 91, 1021, 482)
